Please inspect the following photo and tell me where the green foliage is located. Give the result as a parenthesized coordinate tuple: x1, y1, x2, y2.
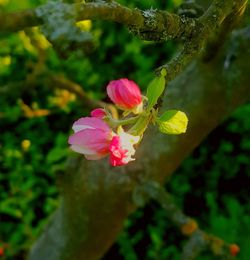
(0, 117, 63, 258)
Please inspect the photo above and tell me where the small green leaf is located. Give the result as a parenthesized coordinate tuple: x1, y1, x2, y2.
(157, 110, 188, 135)
(146, 73, 166, 110)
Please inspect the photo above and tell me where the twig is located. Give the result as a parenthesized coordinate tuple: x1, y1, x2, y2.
(157, 0, 248, 75)
(155, 0, 247, 101)
(47, 74, 104, 109)
(0, 73, 110, 111)
(135, 180, 240, 259)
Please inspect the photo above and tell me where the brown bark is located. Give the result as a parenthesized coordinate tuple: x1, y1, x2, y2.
(28, 24, 250, 260)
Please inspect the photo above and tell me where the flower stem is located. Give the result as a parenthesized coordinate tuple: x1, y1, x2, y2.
(128, 112, 151, 136)
(106, 115, 139, 128)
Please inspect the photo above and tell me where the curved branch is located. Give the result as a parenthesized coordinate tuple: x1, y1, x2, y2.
(47, 75, 106, 109)
(29, 25, 250, 260)
(1, 1, 246, 90)
(0, 1, 194, 40)
(156, 0, 247, 81)
(1, 1, 242, 43)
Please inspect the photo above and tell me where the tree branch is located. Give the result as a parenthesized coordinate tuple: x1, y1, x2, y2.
(0, 73, 109, 111)
(202, 0, 248, 61)
(0, 1, 195, 39)
(28, 24, 250, 259)
(136, 180, 239, 259)
(47, 75, 106, 109)
(156, 0, 247, 81)
(1, 1, 246, 90)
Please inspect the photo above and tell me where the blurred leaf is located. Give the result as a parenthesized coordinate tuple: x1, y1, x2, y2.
(146, 72, 165, 110)
(157, 110, 188, 135)
(0, 199, 22, 218)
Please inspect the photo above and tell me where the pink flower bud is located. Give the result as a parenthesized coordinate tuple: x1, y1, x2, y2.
(109, 127, 140, 166)
(68, 117, 112, 160)
(91, 108, 106, 119)
(107, 78, 142, 111)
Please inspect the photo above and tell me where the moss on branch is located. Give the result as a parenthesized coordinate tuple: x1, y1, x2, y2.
(28, 23, 250, 259)
(156, 0, 247, 83)
(0, 1, 245, 41)
(0, 1, 196, 42)
(0, 9, 42, 32)
(0, 0, 246, 88)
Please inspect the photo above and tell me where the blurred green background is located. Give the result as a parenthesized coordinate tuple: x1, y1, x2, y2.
(0, 0, 249, 259)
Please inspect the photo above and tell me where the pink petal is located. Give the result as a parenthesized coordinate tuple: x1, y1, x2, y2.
(107, 81, 124, 105)
(91, 108, 106, 119)
(69, 145, 96, 155)
(107, 78, 142, 109)
(117, 79, 142, 107)
(72, 117, 110, 133)
(68, 129, 111, 154)
(109, 136, 129, 166)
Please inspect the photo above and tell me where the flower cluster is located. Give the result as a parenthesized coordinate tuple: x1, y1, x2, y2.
(68, 73, 188, 167)
(68, 79, 143, 166)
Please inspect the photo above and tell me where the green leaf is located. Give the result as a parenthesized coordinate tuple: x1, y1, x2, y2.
(146, 70, 166, 110)
(157, 110, 188, 135)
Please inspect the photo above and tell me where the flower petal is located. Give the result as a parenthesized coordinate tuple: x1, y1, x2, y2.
(68, 129, 111, 154)
(107, 78, 142, 110)
(109, 136, 130, 166)
(117, 79, 142, 108)
(72, 117, 110, 133)
(69, 145, 96, 155)
(109, 128, 140, 166)
(91, 108, 106, 119)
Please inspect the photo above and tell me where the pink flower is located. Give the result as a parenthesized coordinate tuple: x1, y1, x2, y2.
(91, 108, 106, 119)
(68, 116, 140, 166)
(68, 117, 113, 160)
(109, 127, 140, 166)
(107, 78, 143, 112)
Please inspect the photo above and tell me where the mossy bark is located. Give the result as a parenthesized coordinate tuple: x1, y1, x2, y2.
(28, 24, 250, 260)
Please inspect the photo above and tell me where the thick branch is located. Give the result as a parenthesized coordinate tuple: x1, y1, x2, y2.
(157, 0, 247, 81)
(0, 1, 195, 40)
(0, 9, 42, 32)
(1, 1, 243, 44)
(29, 25, 250, 260)
(1, 1, 245, 89)
(202, 0, 248, 61)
